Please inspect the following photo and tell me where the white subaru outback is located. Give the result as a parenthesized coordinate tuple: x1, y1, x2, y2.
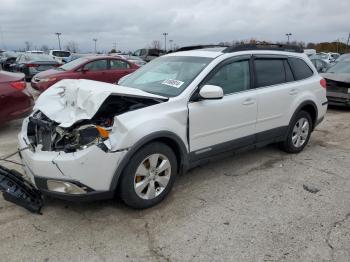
(18, 45, 328, 209)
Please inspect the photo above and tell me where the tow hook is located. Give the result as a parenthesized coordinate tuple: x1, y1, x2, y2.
(0, 165, 43, 214)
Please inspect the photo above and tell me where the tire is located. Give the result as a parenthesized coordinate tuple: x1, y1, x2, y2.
(281, 110, 313, 153)
(119, 142, 178, 209)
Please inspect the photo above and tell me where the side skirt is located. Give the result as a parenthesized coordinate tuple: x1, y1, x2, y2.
(188, 126, 288, 168)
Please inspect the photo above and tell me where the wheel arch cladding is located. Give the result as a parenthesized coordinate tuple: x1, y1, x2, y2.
(299, 102, 317, 129)
(110, 131, 189, 191)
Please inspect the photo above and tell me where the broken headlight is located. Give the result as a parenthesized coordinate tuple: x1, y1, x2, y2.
(55, 125, 110, 153)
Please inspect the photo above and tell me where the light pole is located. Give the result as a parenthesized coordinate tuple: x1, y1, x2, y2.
(169, 39, 173, 51)
(93, 38, 98, 53)
(286, 33, 292, 44)
(162, 32, 168, 52)
(55, 32, 62, 50)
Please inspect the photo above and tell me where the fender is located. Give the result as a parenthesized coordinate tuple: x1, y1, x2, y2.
(288, 100, 318, 131)
(109, 131, 189, 191)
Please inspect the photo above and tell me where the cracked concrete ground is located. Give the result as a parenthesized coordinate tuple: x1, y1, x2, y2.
(0, 91, 349, 261)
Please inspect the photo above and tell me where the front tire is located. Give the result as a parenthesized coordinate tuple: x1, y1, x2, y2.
(281, 110, 312, 153)
(119, 142, 177, 209)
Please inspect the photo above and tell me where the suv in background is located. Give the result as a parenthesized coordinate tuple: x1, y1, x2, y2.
(49, 50, 71, 63)
(17, 44, 327, 210)
(133, 48, 164, 62)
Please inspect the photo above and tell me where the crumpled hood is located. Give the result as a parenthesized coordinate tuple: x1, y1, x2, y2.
(34, 79, 167, 127)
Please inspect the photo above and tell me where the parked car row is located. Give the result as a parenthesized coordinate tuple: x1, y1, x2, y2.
(31, 55, 139, 92)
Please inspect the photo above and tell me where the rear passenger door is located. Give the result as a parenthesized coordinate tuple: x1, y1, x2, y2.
(188, 56, 257, 156)
(254, 56, 313, 142)
(108, 59, 133, 83)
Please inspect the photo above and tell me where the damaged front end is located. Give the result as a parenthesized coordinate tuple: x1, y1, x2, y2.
(4, 80, 167, 213)
(27, 92, 163, 153)
(0, 165, 43, 214)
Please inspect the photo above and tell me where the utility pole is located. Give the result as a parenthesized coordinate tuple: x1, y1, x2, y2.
(162, 32, 168, 52)
(93, 38, 98, 53)
(169, 39, 173, 51)
(55, 32, 62, 50)
(346, 33, 350, 52)
(286, 33, 292, 44)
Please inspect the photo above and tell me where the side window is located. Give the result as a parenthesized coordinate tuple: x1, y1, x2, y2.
(288, 57, 313, 80)
(206, 60, 250, 95)
(84, 59, 108, 71)
(110, 59, 130, 69)
(255, 59, 286, 87)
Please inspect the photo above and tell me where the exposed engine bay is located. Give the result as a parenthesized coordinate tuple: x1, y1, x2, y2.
(27, 95, 162, 153)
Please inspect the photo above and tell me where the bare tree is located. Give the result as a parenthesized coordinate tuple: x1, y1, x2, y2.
(65, 41, 79, 53)
(24, 41, 32, 51)
(150, 40, 162, 50)
(40, 45, 49, 52)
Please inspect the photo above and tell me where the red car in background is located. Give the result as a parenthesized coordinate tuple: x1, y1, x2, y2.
(31, 56, 139, 92)
(0, 71, 34, 124)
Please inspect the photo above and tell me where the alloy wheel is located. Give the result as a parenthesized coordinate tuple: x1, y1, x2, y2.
(133, 153, 172, 200)
(292, 117, 310, 148)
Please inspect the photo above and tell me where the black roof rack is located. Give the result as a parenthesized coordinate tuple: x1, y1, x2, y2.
(223, 43, 303, 53)
(175, 44, 229, 52)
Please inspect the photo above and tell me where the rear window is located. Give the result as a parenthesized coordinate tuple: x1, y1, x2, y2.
(288, 57, 314, 80)
(255, 59, 286, 87)
(24, 54, 56, 62)
(52, 51, 71, 57)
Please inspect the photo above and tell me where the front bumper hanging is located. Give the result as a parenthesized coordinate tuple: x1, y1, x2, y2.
(0, 164, 43, 214)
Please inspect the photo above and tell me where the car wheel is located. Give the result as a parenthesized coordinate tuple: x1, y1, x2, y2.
(119, 142, 177, 209)
(281, 110, 312, 153)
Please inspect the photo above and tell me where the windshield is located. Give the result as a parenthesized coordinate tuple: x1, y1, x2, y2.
(119, 56, 212, 97)
(52, 51, 71, 57)
(59, 57, 88, 70)
(326, 62, 350, 74)
(24, 54, 56, 62)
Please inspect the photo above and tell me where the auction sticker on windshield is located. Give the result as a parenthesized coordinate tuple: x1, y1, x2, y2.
(162, 79, 184, 88)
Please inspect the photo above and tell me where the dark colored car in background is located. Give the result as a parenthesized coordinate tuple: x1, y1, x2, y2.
(321, 60, 350, 107)
(31, 56, 139, 92)
(133, 48, 164, 62)
(0, 51, 20, 71)
(11, 53, 60, 80)
(0, 71, 34, 124)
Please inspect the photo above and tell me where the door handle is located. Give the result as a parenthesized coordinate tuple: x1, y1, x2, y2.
(289, 89, 299, 95)
(242, 98, 255, 105)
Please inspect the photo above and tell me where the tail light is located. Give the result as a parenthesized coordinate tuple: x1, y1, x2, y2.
(10, 81, 26, 91)
(320, 78, 327, 89)
(27, 63, 38, 67)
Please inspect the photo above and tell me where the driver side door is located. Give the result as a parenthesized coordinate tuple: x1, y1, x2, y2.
(188, 57, 257, 159)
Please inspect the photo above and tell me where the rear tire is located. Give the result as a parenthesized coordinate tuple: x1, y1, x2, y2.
(119, 142, 177, 209)
(281, 110, 312, 153)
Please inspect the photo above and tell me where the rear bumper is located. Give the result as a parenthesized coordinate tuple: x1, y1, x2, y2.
(327, 91, 350, 106)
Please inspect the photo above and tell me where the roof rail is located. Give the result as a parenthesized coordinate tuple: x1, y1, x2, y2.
(223, 43, 303, 53)
(175, 44, 229, 52)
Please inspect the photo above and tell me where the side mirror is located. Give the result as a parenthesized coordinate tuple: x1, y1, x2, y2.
(199, 85, 224, 100)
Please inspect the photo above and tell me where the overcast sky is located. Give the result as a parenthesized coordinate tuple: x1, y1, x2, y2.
(0, 0, 349, 53)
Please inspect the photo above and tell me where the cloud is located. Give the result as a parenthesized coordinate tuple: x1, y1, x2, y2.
(0, 0, 349, 52)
